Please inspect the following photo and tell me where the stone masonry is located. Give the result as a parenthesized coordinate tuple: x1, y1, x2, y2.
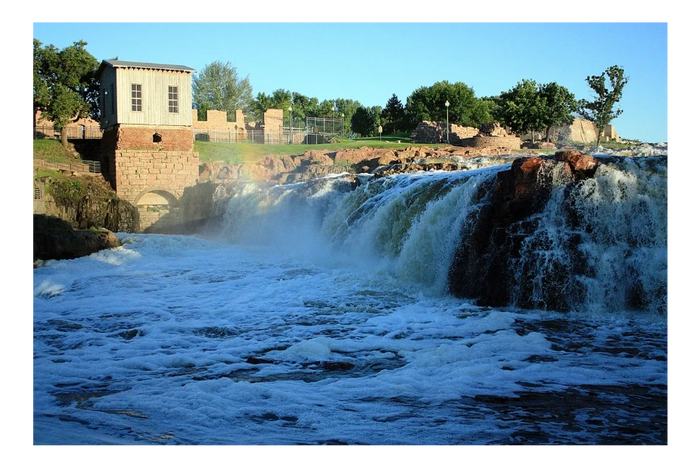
(192, 109, 246, 130)
(101, 125, 200, 222)
(111, 149, 199, 205)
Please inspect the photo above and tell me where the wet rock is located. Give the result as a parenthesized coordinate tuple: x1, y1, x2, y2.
(34, 214, 120, 262)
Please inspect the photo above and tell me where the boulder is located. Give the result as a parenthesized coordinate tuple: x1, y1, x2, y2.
(34, 214, 120, 262)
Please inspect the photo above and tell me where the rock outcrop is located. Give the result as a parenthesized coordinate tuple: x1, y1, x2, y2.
(448, 151, 601, 310)
(34, 214, 121, 263)
(198, 144, 534, 185)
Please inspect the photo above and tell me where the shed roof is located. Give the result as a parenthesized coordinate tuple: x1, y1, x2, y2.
(98, 59, 196, 75)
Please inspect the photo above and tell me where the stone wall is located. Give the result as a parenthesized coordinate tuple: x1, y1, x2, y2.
(545, 118, 621, 143)
(34, 110, 101, 139)
(264, 109, 285, 144)
(192, 109, 247, 131)
(411, 121, 479, 144)
(111, 149, 200, 204)
(462, 135, 522, 150)
(192, 108, 291, 143)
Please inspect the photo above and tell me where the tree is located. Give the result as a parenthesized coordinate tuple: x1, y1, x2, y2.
(495, 79, 546, 140)
(578, 65, 628, 146)
(317, 100, 336, 118)
(405, 81, 491, 129)
(351, 106, 381, 137)
(250, 92, 274, 123)
(333, 98, 363, 137)
(494, 79, 577, 142)
(192, 61, 253, 121)
(539, 82, 578, 142)
(381, 94, 408, 134)
(33, 39, 99, 147)
(292, 92, 319, 119)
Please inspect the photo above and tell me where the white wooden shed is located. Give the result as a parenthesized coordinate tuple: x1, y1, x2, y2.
(97, 60, 195, 130)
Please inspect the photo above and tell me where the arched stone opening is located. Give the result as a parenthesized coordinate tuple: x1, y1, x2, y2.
(134, 189, 179, 231)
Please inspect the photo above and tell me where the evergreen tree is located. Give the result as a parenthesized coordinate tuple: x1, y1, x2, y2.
(381, 94, 407, 134)
(351, 106, 381, 137)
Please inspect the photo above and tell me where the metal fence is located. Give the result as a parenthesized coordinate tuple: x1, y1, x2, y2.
(34, 158, 101, 174)
(32, 121, 341, 145)
(306, 116, 344, 138)
(192, 127, 312, 145)
(34, 125, 103, 140)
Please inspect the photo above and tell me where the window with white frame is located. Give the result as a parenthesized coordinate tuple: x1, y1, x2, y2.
(131, 84, 142, 111)
(168, 86, 178, 113)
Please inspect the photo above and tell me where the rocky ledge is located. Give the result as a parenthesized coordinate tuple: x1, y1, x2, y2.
(198, 144, 535, 185)
(34, 214, 121, 264)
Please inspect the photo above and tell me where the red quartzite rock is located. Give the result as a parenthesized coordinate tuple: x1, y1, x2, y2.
(448, 154, 603, 310)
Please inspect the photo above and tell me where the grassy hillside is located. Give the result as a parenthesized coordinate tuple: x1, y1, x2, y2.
(33, 140, 80, 165)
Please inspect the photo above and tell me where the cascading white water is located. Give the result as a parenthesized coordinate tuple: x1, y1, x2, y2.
(32, 152, 669, 445)
(509, 156, 667, 313)
(217, 155, 667, 313)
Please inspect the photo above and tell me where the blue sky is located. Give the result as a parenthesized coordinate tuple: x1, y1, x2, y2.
(31, 20, 669, 142)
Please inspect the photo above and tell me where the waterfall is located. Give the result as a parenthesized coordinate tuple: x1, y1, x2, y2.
(217, 155, 667, 314)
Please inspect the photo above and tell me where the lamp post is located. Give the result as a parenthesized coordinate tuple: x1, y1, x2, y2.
(445, 100, 450, 144)
(288, 106, 293, 144)
(341, 113, 344, 138)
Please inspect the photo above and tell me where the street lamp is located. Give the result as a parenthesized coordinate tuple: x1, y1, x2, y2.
(341, 113, 344, 138)
(288, 106, 293, 144)
(445, 100, 450, 144)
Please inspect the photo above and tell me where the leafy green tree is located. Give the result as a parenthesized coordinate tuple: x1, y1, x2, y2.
(292, 92, 319, 119)
(195, 101, 213, 121)
(475, 97, 498, 126)
(250, 92, 274, 123)
(33, 39, 99, 147)
(192, 61, 253, 121)
(495, 79, 546, 141)
(539, 82, 578, 142)
(333, 98, 362, 137)
(578, 65, 629, 146)
(381, 94, 408, 134)
(29, 39, 42, 108)
(494, 80, 577, 142)
(405, 81, 491, 129)
(317, 100, 336, 118)
(271, 89, 292, 109)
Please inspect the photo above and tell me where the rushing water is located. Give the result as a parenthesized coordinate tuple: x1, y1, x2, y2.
(33, 151, 668, 445)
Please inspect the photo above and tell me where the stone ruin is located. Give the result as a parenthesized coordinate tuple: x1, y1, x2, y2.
(412, 121, 521, 150)
(411, 121, 479, 144)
